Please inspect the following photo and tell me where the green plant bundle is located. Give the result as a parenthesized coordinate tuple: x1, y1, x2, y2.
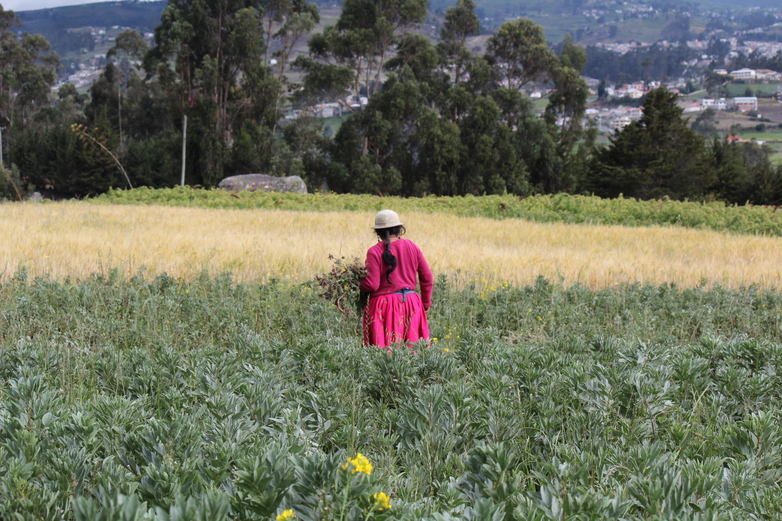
(91, 187, 782, 237)
(2, 271, 782, 519)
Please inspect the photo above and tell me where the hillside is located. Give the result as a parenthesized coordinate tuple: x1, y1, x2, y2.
(14, 0, 782, 56)
(17, 1, 166, 35)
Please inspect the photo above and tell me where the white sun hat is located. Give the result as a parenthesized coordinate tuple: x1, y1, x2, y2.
(371, 209, 404, 229)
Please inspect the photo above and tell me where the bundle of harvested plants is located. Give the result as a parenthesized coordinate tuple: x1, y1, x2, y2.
(314, 255, 368, 318)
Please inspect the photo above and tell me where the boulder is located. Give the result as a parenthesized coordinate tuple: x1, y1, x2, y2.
(217, 174, 307, 194)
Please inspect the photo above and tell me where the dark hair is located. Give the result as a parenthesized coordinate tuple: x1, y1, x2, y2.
(375, 225, 405, 283)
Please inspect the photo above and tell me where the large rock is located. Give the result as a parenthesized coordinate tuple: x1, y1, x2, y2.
(217, 174, 307, 194)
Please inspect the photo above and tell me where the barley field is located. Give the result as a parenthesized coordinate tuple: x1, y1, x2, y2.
(3, 201, 782, 289)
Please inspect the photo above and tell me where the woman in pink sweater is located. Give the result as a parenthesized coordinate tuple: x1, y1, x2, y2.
(359, 210, 433, 348)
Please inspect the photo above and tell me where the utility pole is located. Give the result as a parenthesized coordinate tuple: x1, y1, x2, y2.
(0, 114, 7, 169)
(180, 114, 187, 186)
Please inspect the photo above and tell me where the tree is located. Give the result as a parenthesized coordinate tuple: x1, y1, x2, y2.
(458, 96, 529, 195)
(485, 18, 556, 90)
(259, 0, 320, 83)
(586, 87, 713, 200)
(542, 36, 590, 193)
(704, 70, 731, 97)
(330, 67, 428, 194)
(0, 5, 59, 190)
(0, 7, 59, 128)
(438, 0, 480, 84)
(691, 107, 717, 137)
(146, 0, 281, 185)
(295, 0, 427, 109)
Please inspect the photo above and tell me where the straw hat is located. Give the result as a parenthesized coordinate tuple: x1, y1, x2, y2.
(372, 209, 404, 229)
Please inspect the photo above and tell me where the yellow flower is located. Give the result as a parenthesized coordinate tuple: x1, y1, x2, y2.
(443, 348, 450, 353)
(372, 492, 392, 511)
(432, 337, 438, 342)
(276, 510, 296, 521)
(341, 453, 373, 475)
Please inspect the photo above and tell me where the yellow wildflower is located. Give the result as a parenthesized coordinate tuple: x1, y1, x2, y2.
(443, 348, 450, 353)
(342, 453, 373, 475)
(276, 510, 296, 521)
(372, 492, 392, 511)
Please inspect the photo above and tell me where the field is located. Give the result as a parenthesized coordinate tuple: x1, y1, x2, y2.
(2, 194, 782, 519)
(724, 84, 782, 98)
(4, 201, 782, 289)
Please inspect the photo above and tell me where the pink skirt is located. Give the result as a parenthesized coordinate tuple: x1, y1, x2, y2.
(363, 293, 430, 348)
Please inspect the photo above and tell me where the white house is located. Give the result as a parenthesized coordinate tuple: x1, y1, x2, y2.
(730, 68, 756, 80)
(756, 69, 781, 81)
(732, 97, 758, 111)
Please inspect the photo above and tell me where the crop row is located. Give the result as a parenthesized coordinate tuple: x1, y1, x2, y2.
(91, 187, 782, 237)
(1, 271, 782, 519)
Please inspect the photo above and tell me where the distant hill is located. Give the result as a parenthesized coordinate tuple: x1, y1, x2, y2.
(700, 0, 780, 7)
(17, 1, 165, 37)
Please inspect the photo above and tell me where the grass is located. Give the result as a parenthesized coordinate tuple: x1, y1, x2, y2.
(731, 130, 782, 165)
(4, 201, 782, 289)
(725, 83, 782, 98)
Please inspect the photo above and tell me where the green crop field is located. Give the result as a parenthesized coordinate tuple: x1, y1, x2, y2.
(2, 264, 782, 518)
(725, 83, 782, 98)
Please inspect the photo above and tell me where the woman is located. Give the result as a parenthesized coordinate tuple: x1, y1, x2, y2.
(360, 209, 433, 348)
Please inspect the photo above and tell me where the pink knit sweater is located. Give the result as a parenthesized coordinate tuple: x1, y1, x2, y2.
(359, 238, 433, 307)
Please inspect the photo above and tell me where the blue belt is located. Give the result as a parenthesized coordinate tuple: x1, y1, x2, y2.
(392, 288, 416, 302)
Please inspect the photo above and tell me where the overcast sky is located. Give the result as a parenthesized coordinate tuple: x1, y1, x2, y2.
(3, 0, 122, 13)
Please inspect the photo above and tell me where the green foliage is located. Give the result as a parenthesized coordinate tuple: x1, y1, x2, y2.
(92, 187, 782, 237)
(587, 87, 714, 200)
(11, 125, 121, 197)
(2, 272, 782, 518)
(0, 163, 23, 201)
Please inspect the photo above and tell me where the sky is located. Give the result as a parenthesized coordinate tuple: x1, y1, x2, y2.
(3, 0, 126, 13)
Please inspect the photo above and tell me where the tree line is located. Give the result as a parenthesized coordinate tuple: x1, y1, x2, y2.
(0, 0, 780, 205)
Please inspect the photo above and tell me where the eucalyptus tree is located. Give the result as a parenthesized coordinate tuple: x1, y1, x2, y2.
(485, 18, 556, 91)
(146, 0, 281, 184)
(438, 0, 480, 85)
(540, 34, 592, 193)
(330, 67, 425, 194)
(457, 95, 529, 195)
(105, 30, 149, 151)
(0, 6, 59, 130)
(294, 0, 427, 110)
(0, 5, 59, 197)
(259, 0, 320, 83)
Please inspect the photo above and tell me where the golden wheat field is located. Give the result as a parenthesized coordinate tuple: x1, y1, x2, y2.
(2, 201, 782, 289)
